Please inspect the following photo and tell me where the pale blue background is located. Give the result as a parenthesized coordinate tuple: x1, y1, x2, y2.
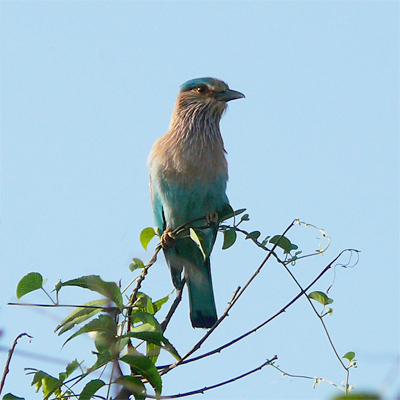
(1, 1, 399, 399)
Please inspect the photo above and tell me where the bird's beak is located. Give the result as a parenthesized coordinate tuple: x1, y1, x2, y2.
(217, 89, 245, 102)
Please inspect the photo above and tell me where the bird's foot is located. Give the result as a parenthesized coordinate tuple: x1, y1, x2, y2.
(161, 229, 176, 249)
(206, 211, 219, 226)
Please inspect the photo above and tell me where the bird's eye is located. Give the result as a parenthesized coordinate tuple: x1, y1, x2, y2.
(196, 85, 207, 93)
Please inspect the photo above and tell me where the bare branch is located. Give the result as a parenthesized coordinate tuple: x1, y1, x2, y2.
(0, 333, 33, 395)
(8, 303, 119, 310)
(271, 363, 346, 392)
(157, 252, 336, 370)
(161, 279, 186, 332)
(149, 356, 277, 399)
(278, 250, 360, 371)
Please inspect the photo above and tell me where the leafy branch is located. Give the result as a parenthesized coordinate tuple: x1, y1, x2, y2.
(3, 207, 359, 399)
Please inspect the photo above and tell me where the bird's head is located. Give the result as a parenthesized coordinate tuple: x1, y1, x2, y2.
(174, 77, 245, 120)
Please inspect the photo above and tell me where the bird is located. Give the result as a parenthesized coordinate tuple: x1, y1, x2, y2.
(148, 77, 245, 328)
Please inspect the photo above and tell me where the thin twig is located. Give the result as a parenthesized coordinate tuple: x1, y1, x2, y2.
(122, 243, 162, 388)
(161, 279, 186, 332)
(130, 243, 162, 306)
(0, 345, 70, 366)
(276, 248, 360, 393)
(8, 303, 119, 310)
(232, 224, 328, 266)
(106, 360, 117, 400)
(160, 220, 297, 376)
(0, 333, 33, 395)
(279, 250, 359, 371)
(160, 286, 240, 376)
(41, 287, 57, 305)
(149, 356, 277, 399)
(157, 255, 334, 370)
(271, 363, 346, 392)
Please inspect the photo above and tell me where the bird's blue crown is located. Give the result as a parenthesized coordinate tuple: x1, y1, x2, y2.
(180, 77, 222, 93)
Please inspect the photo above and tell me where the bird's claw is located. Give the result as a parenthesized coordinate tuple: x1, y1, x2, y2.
(206, 211, 219, 226)
(161, 229, 176, 249)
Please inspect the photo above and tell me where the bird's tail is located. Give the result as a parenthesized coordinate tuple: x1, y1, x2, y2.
(185, 257, 217, 329)
(164, 239, 218, 329)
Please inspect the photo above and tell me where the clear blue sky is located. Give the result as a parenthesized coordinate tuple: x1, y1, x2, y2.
(2, 2, 399, 399)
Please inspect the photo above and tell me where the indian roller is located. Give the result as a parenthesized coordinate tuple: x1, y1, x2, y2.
(148, 77, 245, 328)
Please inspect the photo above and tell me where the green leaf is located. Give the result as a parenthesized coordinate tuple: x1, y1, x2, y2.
(130, 311, 162, 331)
(135, 292, 155, 314)
(260, 236, 271, 247)
(343, 351, 356, 362)
(30, 370, 61, 399)
(157, 338, 180, 361)
(115, 376, 147, 400)
(60, 275, 123, 310)
(120, 350, 162, 397)
(241, 213, 250, 221)
(16, 272, 43, 299)
(79, 379, 106, 400)
(192, 228, 211, 256)
(152, 294, 170, 314)
(126, 329, 164, 347)
(147, 342, 161, 364)
(325, 307, 333, 316)
(124, 324, 180, 361)
(129, 258, 145, 272)
(232, 208, 247, 217)
(246, 231, 261, 241)
(222, 228, 237, 250)
(2, 394, 25, 400)
(59, 359, 80, 381)
(189, 228, 206, 259)
(269, 235, 298, 254)
(140, 227, 156, 250)
(94, 331, 116, 353)
(308, 291, 334, 306)
(218, 203, 234, 221)
(55, 299, 109, 335)
(87, 350, 113, 373)
(63, 313, 117, 346)
(218, 204, 246, 222)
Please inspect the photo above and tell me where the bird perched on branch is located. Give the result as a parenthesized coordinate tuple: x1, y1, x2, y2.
(148, 77, 244, 328)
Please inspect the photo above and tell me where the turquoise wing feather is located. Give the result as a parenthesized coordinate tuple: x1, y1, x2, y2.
(150, 176, 228, 328)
